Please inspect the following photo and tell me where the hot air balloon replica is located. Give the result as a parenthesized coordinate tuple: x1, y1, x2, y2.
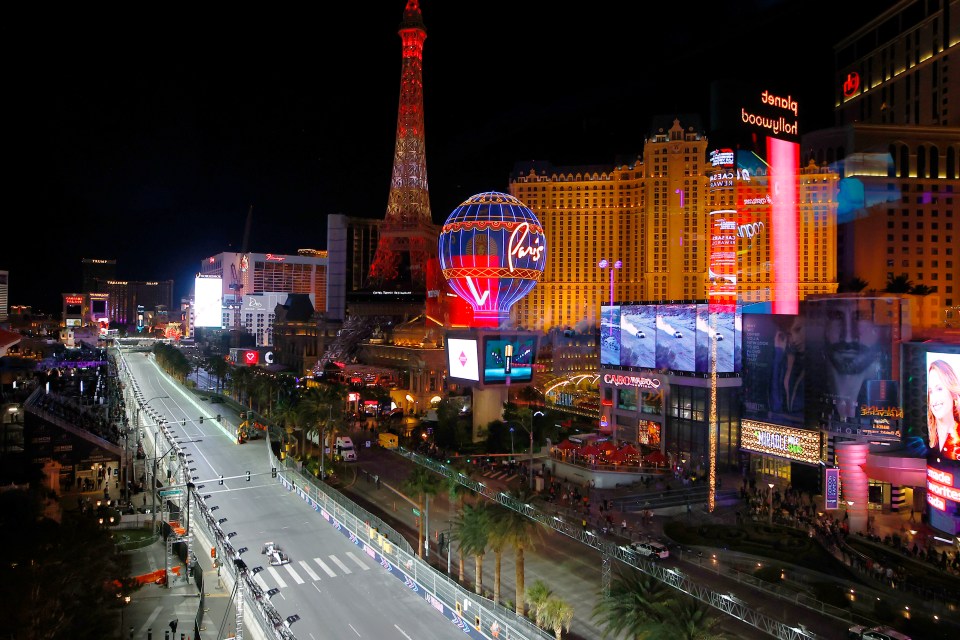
(437, 192, 546, 328)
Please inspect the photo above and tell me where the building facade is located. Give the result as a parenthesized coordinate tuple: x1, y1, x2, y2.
(509, 117, 839, 331)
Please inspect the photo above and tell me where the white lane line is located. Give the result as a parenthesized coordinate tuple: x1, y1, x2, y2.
(395, 625, 414, 640)
(267, 566, 288, 588)
(346, 551, 370, 570)
(137, 605, 163, 636)
(283, 563, 304, 584)
(348, 623, 361, 636)
(314, 557, 337, 577)
(298, 560, 321, 581)
(254, 572, 268, 591)
(329, 554, 352, 574)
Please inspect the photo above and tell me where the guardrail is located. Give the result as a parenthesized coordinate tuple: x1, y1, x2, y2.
(268, 438, 554, 640)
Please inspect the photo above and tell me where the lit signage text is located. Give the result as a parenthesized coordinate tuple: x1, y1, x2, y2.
(65, 296, 84, 305)
(928, 467, 954, 486)
(927, 479, 960, 503)
(742, 195, 772, 206)
(859, 405, 903, 419)
(740, 420, 821, 464)
(265, 254, 286, 261)
(507, 222, 544, 272)
(825, 467, 840, 510)
(741, 90, 800, 137)
(603, 373, 661, 390)
(709, 172, 735, 188)
(842, 72, 860, 98)
(927, 493, 946, 511)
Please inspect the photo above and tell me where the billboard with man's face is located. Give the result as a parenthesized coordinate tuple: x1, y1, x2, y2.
(805, 297, 897, 426)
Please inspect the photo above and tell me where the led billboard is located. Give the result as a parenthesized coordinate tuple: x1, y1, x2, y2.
(194, 276, 223, 328)
(482, 334, 537, 384)
(620, 304, 657, 369)
(655, 303, 696, 371)
(805, 297, 897, 426)
(926, 351, 960, 464)
(447, 337, 480, 383)
(741, 312, 805, 427)
(600, 305, 620, 366)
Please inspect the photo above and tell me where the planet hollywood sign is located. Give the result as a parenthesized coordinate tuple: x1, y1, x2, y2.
(603, 373, 661, 390)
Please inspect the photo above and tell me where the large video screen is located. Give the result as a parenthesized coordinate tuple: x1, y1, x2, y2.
(926, 351, 960, 465)
(447, 337, 480, 383)
(620, 305, 657, 369)
(600, 302, 740, 374)
(805, 297, 897, 425)
(600, 305, 621, 366)
(194, 276, 223, 328)
(482, 334, 537, 384)
(741, 313, 805, 427)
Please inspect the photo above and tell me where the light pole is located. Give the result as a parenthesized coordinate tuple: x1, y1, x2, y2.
(509, 427, 515, 457)
(131, 395, 168, 501)
(597, 258, 622, 336)
(768, 482, 775, 524)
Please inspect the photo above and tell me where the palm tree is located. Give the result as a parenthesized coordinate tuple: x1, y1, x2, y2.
(885, 272, 913, 293)
(911, 283, 937, 295)
(645, 595, 729, 640)
(207, 354, 229, 392)
(498, 487, 543, 616)
(451, 502, 492, 594)
(839, 276, 869, 292)
(526, 580, 574, 639)
(591, 568, 675, 639)
(488, 505, 510, 604)
(300, 384, 346, 467)
(228, 364, 255, 406)
(402, 466, 444, 558)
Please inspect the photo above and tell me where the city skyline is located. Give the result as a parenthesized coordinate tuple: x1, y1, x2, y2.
(10, 0, 892, 312)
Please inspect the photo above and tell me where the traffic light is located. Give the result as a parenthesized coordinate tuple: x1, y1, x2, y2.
(210, 547, 216, 559)
(181, 419, 186, 427)
(217, 414, 221, 422)
(199, 416, 204, 424)
(218, 475, 223, 485)
(271, 467, 277, 478)
(246, 471, 251, 482)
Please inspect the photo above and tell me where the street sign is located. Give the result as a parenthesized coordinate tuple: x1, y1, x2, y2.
(159, 488, 183, 497)
(412, 508, 421, 517)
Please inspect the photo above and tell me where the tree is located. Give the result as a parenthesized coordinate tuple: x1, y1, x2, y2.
(526, 580, 574, 639)
(885, 272, 914, 293)
(451, 502, 492, 594)
(645, 596, 729, 640)
(498, 487, 543, 616)
(402, 466, 444, 558)
(488, 505, 511, 604)
(911, 283, 937, 295)
(228, 364, 255, 406)
(591, 568, 674, 639)
(300, 384, 346, 470)
(838, 276, 869, 292)
(207, 354, 229, 392)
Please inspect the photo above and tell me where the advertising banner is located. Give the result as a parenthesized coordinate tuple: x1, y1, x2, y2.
(825, 467, 840, 510)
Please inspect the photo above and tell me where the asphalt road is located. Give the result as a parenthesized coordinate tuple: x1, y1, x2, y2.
(124, 352, 466, 640)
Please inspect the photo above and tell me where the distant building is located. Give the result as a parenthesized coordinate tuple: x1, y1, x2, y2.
(271, 293, 336, 375)
(89, 279, 174, 330)
(80, 258, 116, 294)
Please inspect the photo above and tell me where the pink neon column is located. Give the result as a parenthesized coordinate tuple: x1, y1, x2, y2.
(835, 441, 869, 534)
(768, 138, 798, 314)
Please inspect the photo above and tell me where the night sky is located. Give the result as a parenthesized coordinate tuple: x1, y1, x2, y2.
(10, 0, 891, 313)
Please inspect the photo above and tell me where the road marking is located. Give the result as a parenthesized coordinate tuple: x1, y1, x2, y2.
(346, 551, 369, 570)
(298, 560, 321, 581)
(254, 573, 268, 591)
(137, 605, 163, 636)
(284, 563, 304, 584)
(329, 554, 352, 574)
(314, 557, 337, 577)
(348, 623, 361, 637)
(395, 625, 414, 640)
(268, 566, 288, 588)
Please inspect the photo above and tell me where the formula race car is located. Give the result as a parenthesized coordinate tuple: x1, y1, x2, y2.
(261, 541, 290, 566)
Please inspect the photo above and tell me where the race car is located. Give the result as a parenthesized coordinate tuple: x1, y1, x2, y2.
(261, 541, 290, 566)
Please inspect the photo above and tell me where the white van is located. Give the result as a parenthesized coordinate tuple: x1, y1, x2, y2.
(335, 436, 357, 462)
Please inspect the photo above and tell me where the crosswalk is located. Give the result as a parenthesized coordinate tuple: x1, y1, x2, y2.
(254, 552, 371, 591)
(480, 469, 519, 482)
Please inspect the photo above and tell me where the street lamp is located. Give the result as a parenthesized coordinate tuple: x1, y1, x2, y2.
(597, 258, 622, 336)
(768, 483, 775, 524)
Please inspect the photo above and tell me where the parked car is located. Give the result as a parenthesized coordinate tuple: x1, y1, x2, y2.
(634, 541, 670, 559)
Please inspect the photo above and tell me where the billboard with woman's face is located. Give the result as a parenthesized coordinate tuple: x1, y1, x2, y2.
(926, 352, 960, 464)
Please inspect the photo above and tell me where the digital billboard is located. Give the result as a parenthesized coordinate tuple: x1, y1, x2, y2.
(926, 351, 960, 465)
(482, 334, 537, 384)
(601, 303, 740, 374)
(600, 305, 620, 366)
(741, 312, 805, 427)
(194, 276, 223, 328)
(655, 303, 696, 371)
(447, 337, 480, 383)
(805, 297, 897, 426)
(620, 305, 657, 369)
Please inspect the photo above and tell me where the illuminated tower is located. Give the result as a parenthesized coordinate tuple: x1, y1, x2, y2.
(367, 0, 438, 293)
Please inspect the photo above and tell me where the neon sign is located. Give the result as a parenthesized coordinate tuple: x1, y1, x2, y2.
(65, 296, 84, 305)
(928, 467, 954, 486)
(603, 373, 661, 389)
(740, 420, 821, 464)
(859, 405, 903, 419)
(438, 192, 546, 328)
(842, 72, 860, 98)
(265, 254, 286, 262)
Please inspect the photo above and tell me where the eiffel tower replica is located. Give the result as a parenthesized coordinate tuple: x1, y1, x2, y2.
(349, 0, 440, 322)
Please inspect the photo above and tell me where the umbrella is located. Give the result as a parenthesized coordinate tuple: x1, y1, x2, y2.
(644, 450, 667, 464)
(618, 444, 641, 457)
(605, 448, 627, 463)
(555, 439, 580, 451)
(580, 443, 602, 456)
